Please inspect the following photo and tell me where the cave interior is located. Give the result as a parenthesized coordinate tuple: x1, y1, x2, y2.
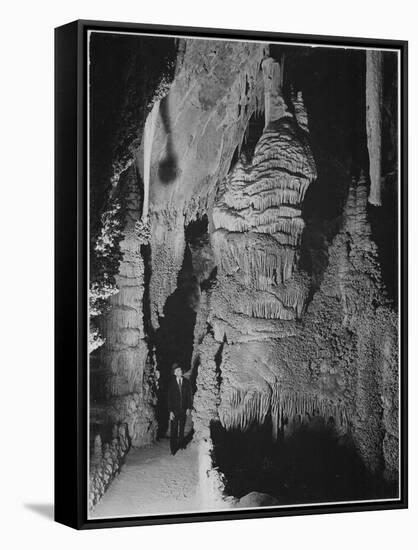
(88, 33, 399, 511)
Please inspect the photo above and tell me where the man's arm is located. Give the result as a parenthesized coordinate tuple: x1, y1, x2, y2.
(167, 381, 174, 414)
(185, 379, 193, 410)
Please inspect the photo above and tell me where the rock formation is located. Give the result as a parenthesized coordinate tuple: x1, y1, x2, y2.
(89, 166, 157, 502)
(141, 39, 267, 326)
(207, 66, 318, 443)
(89, 35, 400, 508)
(366, 50, 384, 206)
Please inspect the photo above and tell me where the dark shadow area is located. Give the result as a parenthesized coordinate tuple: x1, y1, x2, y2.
(158, 96, 179, 183)
(141, 241, 154, 351)
(185, 215, 217, 391)
(89, 352, 115, 456)
(228, 111, 265, 173)
(289, 48, 367, 295)
(368, 187, 398, 308)
(367, 51, 399, 307)
(275, 46, 399, 306)
(155, 215, 214, 437)
(155, 247, 198, 438)
(241, 111, 265, 162)
(24, 503, 54, 521)
(211, 419, 396, 505)
(89, 33, 176, 240)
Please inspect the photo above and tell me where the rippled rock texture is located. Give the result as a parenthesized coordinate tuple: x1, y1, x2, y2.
(89, 34, 399, 508)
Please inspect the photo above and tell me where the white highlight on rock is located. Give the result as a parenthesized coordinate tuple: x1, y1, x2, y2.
(262, 57, 289, 126)
(291, 88, 310, 133)
(143, 100, 160, 221)
(366, 50, 383, 206)
(196, 439, 226, 509)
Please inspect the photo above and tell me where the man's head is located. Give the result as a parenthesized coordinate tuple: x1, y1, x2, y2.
(172, 363, 182, 378)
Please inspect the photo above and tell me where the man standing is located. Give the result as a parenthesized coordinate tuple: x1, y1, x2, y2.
(167, 363, 192, 455)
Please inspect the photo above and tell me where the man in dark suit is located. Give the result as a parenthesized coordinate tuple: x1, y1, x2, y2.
(167, 363, 192, 455)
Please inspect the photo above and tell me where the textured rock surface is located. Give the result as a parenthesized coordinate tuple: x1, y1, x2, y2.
(366, 50, 384, 206)
(89, 424, 130, 509)
(141, 43, 398, 484)
(207, 174, 397, 480)
(235, 491, 280, 508)
(90, 38, 400, 507)
(97, 166, 157, 447)
(203, 69, 320, 443)
(138, 39, 267, 325)
(212, 113, 316, 322)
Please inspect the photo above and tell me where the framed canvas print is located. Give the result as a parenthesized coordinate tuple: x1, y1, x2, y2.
(55, 20, 408, 529)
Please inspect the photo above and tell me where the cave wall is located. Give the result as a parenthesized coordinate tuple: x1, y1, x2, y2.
(366, 50, 384, 206)
(90, 36, 400, 505)
(98, 165, 157, 447)
(141, 42, 398, 481)
(138, 39, 267, 326)
(195, 172, 398, 483)
(89, 424, 130, 508)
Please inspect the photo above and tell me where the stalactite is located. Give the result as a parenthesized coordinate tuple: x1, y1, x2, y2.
(292, 90, 309, 133)
(211, 96, 316, 324)
(212, 229, 299, 288)
(219, 385, 351, 440)
(366, 50, 383, 206)
(143, 99, 160, 221)
(262, 57, 290, 126)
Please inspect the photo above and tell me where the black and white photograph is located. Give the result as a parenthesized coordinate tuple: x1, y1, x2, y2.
(2, 0, 418, 545)
(86, 27, 405, 521)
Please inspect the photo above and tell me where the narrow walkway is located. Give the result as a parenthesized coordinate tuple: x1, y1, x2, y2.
(90, 439, 203, 518)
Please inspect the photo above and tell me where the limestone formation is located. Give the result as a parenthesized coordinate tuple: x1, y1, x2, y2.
(89, 36, 400, 510)
(89, 424, 130, 509)
(366, 50, 384, 206)
(138, 39, 267, 324)
(98, 165, 157, 447)
(202, 67, 320, 446)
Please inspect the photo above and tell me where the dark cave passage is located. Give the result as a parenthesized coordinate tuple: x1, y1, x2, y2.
(155, 248, 198, 438)
(228, 110, 265, 174)
(210, 419, 396, 504)
(89, 352, 115, 456)
(293, 48, 368, 293)
(286, 46, 399, 304)
(241, 111, 265, 161)
(87, 35, 401, 514)
(155, 215, 212, 438)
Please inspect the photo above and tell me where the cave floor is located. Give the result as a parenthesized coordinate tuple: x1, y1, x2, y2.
(90, 439, 204, 518)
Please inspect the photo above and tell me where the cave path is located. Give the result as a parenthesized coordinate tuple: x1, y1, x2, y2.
(90, 440, 203, 518)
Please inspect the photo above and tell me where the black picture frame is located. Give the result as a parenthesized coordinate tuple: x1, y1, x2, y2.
(55, 19, 408, 530)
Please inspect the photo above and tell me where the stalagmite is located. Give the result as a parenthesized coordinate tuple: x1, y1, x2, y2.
(143, 100, 160, 221)
(197, 439, 226, 509)
(212, 95, 316, 319)
(206, 66, 318, 469)
(366, 50, 383, 206)
(99, 165, 156, 452)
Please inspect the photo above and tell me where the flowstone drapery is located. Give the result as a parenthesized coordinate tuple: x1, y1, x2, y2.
(90, 38, 399, 509)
